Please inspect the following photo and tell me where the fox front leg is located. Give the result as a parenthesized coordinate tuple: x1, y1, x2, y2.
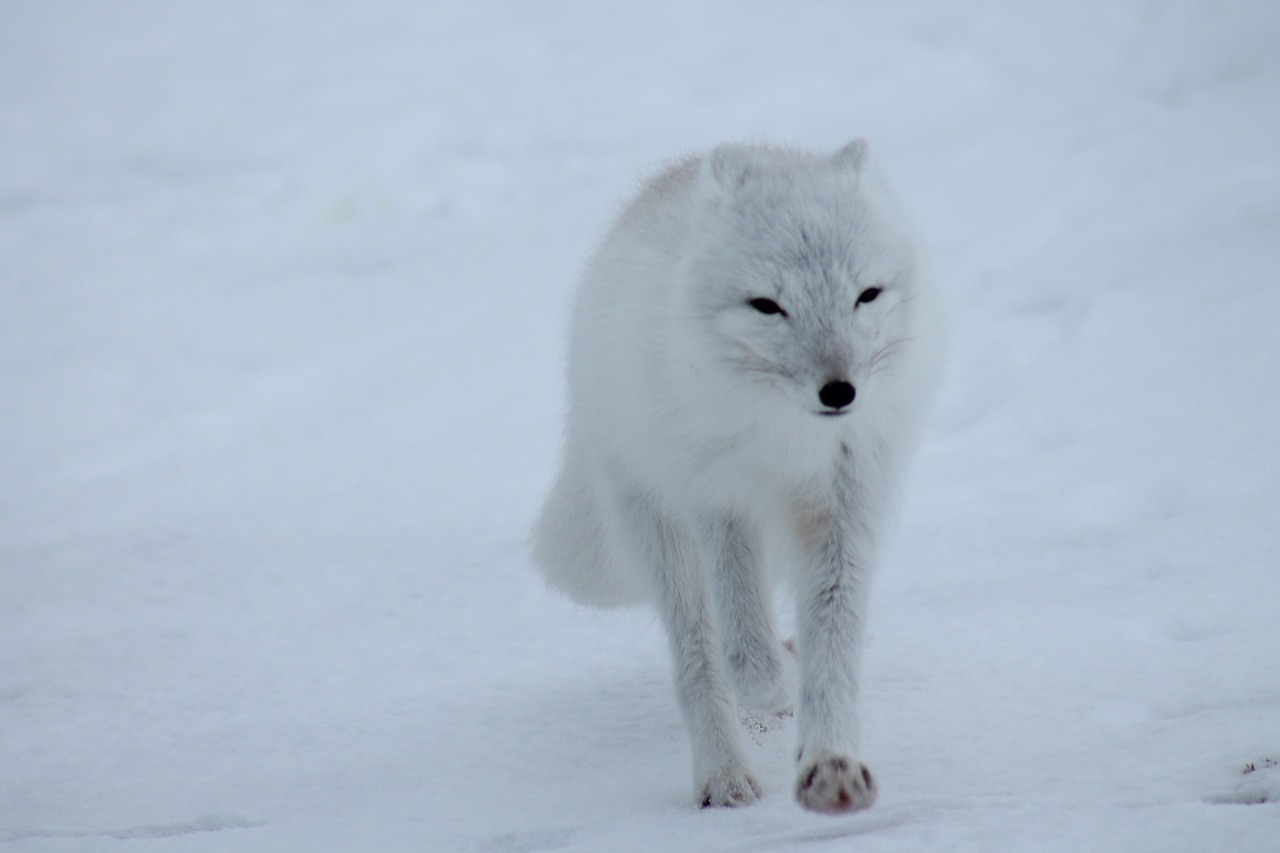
(792, 496, 879, 814)
(613, 493, 760, 808)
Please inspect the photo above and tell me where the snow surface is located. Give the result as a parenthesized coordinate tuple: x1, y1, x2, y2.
(3, 2, 1279, 850)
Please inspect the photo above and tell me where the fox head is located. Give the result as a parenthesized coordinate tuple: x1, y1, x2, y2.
(676, 141, 926, 422)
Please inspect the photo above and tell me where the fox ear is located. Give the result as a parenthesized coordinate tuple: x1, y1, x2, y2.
(705, 144, 761, 191)
(834, 138, 869, 173)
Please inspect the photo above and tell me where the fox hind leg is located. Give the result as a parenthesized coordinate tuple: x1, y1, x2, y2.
(702, 516, 795, 716)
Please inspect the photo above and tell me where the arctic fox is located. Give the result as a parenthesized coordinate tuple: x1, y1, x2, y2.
(532, 141, 941, 813)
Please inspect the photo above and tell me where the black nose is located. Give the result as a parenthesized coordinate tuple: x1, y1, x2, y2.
(818, 380, 856, 410)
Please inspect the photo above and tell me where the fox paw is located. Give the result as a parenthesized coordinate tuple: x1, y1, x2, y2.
(795, 753, 877, 814)
(699, 765, 762, 808)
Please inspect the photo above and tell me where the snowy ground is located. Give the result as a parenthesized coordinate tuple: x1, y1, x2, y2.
(3, 2, 1279, 850)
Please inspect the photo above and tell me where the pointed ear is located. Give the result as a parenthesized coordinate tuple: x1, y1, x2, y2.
(704, 144, 761, 192)
(833, 138, 869, 173)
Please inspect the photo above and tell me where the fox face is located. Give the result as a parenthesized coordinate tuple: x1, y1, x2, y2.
(678, 143, 921, 420)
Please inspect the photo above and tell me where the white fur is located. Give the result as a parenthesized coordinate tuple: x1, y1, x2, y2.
(532, 141, 942, 812)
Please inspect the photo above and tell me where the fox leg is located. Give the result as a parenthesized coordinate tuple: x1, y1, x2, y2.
(611, 491, 760, 808)
(791, 490, 879, 814)
(701, 516, 794, 715)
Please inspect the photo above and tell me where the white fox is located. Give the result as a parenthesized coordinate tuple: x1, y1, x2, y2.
(532, 141, 941, 813)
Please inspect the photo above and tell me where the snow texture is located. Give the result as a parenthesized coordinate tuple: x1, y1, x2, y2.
(2, 2, 1278, 851)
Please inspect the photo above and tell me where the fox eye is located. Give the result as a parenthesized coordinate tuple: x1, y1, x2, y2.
(856, 286, 882, 306)
(748, 297, 787, 317)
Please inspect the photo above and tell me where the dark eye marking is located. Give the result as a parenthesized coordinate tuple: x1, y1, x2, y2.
(748, 297, 787, 317)
(856, 286, 883, 306)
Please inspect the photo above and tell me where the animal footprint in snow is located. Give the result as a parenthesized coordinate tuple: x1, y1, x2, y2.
(1205, 757, 1279, 805)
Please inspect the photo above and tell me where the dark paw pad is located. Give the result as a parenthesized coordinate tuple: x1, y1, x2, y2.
(795, 753, 877, 814)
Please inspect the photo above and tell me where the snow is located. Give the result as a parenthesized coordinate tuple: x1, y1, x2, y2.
(3, 1, 1278, 850)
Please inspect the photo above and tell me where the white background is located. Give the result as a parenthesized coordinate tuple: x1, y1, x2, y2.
(3, 2, 1278, 850)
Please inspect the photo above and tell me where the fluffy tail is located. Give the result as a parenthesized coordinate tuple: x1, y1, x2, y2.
(531, 455, 647, 607)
